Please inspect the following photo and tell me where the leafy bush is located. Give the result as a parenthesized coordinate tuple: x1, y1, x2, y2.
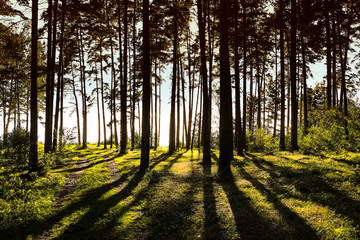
(2, 128, 30, 170)
(299, 106, 360, 154)
(248, 127, 278, 154)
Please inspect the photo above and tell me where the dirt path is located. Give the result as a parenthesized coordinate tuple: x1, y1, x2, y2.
(94, 151, 122, 189)
(35, 152, 90, 240)
(52, 152, 90, 209)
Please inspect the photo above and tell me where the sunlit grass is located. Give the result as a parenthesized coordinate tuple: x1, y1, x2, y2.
(1, 146, 359, 239)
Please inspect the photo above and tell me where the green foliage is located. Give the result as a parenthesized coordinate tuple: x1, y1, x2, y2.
(248, 127, 278, 154)
(299, 106, 360, 154)
(2, 128, 30, 170)
(0, 171, 65, 229)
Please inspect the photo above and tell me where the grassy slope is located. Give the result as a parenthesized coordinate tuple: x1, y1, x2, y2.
(1, 145, 360, 239)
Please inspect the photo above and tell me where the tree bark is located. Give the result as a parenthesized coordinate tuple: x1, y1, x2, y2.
(197, 0, 211, 162)
(234, 0, 244, 155)
(325, 0, 332, 109)
(290, 0, 298, 151)
(29, 0, 39, 171)
(44, 0, 53, 153)
(120, 0, 128, 154)
(219, 0, 233, 177)
(242, 0, 247, 150)
(100, 41, 107, 149)
(140, 0, 150, 172)
(169, 0, 177, 154)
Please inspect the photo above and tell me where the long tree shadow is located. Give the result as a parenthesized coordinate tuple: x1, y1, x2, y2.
(202, 161, 222, 240)
(0, 153, 170, 239)
(232, 159, 319, 239)
(209, 153, 277, 239)
(247, 153, 360, 232)
(210, 152, 316, 240)
(66, 152, 186, 239)
(53, 152, 185, 239)
(331, 157, 360, 167)
(143, 154, 199, 239)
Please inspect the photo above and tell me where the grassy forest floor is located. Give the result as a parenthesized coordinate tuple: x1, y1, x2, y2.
(1, 145, 360, 240)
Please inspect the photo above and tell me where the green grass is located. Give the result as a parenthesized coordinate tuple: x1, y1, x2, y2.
(0, 145, 359, 239)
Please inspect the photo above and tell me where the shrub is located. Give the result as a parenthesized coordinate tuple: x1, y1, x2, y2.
(299, 107, 358, 154)
(2, 128, 30, 170)
(248, 127, 278, 154)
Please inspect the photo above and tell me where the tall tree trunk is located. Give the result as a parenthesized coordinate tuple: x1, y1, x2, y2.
(219, 0, 233, 177)
(234, 0, 244, 155)
(5, 79, 14, 135)
(256, 54, 261, 129)
(176, 57, 180, 149)
(207, 0, 214, 144)
(325, 0, 332, 109)
(242, 0, 247, 150)
(106, 2, 118, 148)
(274, 32, 278, 137)
(338, 11, 352, 137)
(197, 0, 211, 162)
(100, 41, 107, 148)
(71, 62, 81, 145)
(96, 64, 101, 147)
(131, 1, 136, 150)
(191, 78, 200, 151)
(150, 73, 154, 147)
(140, 0, 150, 172)
(331, 0, 336, 107)
(50, 0, 58, 151)
(169, 0, 177, 154)
(301, 32, 308, 133)
(158, 72, 161, 147)
(29, 0, 39, 171)
(78, 29, 87, 149)
(290, 0, 298, 151)
(44, 0, 53, 153)
(186, 30, 193, 150)
(118, 0, 123, 146)
(26, 88, 29, 132)
(53, 0, 65, 151)
(120, 0, 128, 154)
(181, 59, 188, 150)
(59, 0, 66, 151)
(154, 59, 158, 150)
(249, 55, 253, 134)
(198, 81, 202, 148)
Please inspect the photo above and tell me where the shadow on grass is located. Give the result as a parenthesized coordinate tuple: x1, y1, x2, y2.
(202, 161, 222, 240)
(331, 157, 360, 167)
(0, 153, 170, 240)
(211, 153, 318, 240)
(142, 153, 200, 240)
(73, 152, 187, 239)
(247, 153, 360, 233)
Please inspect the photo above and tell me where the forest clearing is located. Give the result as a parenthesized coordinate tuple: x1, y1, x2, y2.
(1, 0, 360, 239)
(1, 145, 359, 239)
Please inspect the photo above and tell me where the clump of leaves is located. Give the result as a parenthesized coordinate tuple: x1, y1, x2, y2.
(1, 128, 30, 170)
(248, 127, 278, 154)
